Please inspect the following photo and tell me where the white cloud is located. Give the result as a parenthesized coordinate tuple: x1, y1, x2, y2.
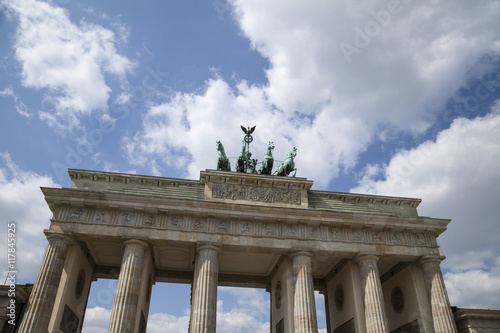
(147, 311, 190, 333)
(445, 259, 500, 310)
(81, 307, 111, 333)
(124, 0, 500, 188)
(4, 0, 133, 131)
(217, 311, 269, 332)
(0, 153, 59, 282)
(216, 297, 270, 333)
(231, 0, 500, 127)
(0, 86, 32, 117)
(219, 287, 269, 311)
(351, 111, 500, 309)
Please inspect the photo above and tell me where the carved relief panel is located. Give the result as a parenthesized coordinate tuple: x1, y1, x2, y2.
(92, 211, 109, 224)
(68, 208, 86, 221)
(119, 212, 137, 226)
(211, 183, 301, 206)
(143, 214, 157, 227)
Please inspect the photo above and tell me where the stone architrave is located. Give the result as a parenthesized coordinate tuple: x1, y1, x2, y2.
(419, 256, 458, 333)
(18, 233, 74, 333)
(189, 245, 221, 333)
(291, 251, 318, 333)
(356, 254, 389, 333)
(108, 239, 149, 333)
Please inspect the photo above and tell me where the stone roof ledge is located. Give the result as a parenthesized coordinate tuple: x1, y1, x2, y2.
(69, 169, 201, 189)
(200, 169, 314, 189)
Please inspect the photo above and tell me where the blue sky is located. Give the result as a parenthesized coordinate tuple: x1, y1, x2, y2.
(1, 0, 500, 331)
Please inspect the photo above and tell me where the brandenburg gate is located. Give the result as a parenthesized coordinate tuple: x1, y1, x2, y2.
(17, 168, 457, 332)
(17, 128, 457, 333)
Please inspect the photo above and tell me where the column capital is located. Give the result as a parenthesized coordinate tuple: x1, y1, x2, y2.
(196, 244, 221, 254)
(289, 250, 314, 259)
(45, 232, 75, 245)
(123, 239, 149, 248)
(355, 252, 383, 264)
(419, 255, 446, 266)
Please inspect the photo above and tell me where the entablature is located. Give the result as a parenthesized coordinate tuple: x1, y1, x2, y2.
(42, 187, 448, 235)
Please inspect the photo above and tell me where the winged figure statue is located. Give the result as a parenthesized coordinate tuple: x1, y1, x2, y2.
(241, 125, 256, 135)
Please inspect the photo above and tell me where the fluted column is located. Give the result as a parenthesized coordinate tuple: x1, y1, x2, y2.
(420, 256, 457, 333)
(18, 233, 73, 333)
(189, 245, 221, 333)
(291, 251, 318, 333)
(356, 254, 389, 333)
(108, 239, 148, 333)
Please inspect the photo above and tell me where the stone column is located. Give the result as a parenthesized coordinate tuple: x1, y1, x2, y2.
(189, 245, 221, 333)
(291, 251, 318, 333)
(18, 233, 73, 333)
(108, 239, 149, 333)
(419, 256, 458, 333)
(356, 254, 389, 333)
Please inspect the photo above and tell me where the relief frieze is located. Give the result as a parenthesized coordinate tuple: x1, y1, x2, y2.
(211, 183, 301, 205)
(330, 227, 343, 240)
(93, 211, 109, 223)
(169, 215, 183, 229)
(193, 218, 207, 231)
(240, 222, 252, 235)
(119, 212, 137, 225)
(286, 224, 297, 237)
(352, 228, 365, 241)
(216, 219, 229, 233)
(58, 206, 436, 251)
(414, 232, 425, 245)
(391, 232, 405, 245)
(307, 226, 319, 239)
(373, 230, 385, 243)
(68, 208, 85, 221)
(143, 215, 157, 227)
(262, 223, 275, 236)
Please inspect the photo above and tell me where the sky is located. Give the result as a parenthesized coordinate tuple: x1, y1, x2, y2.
(0, 0, 500, 331)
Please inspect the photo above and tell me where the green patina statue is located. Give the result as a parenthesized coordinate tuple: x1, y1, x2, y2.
(258, 141, 274, 175)
(216, 126, 297, 177)
(246, 152, 258, 174)
(236, 140, 246, 173)
(216, 141, 231, 172)
(273, 147, 297, 177)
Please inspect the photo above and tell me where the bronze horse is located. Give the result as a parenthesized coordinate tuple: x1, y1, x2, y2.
(216, 141, 231, 171)
(259, 141, 275, 175)
(274, 147, 297, 177)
